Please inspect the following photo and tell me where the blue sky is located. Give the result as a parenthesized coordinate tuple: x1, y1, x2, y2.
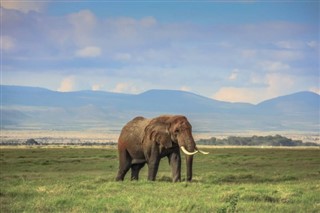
(1, 1, 319, 103)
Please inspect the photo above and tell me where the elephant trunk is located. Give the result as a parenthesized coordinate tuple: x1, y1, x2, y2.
(178, 138, 196, 181)
(178, 134, 209, 182)
(178, 132, 197, 155)
(186, 155, 193, 181)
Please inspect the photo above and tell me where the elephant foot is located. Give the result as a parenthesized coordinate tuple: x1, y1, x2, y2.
(115, 177, 124, 181)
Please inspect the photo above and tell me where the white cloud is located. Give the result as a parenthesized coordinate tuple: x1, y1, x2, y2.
(113, 83, 127, 93)
(266, 73, 294, 95)
(114, 53, 132, 62)
(112, 82, 139, 94)
(107, 17, 139, 40)
(180, 86, 191, 92)
(309, 87, 320, 94)
(1, 36, 15, 51)
(68, 10, 97, 46)
(256, 73, 296, 102)
(228, 69, 239, 81)
(260, 61, 290, 72)
(91, 84, 103, 91)
(272, 50, 303, 61)
(140, 16, 157, 27)
(274, 40, 304, 49)
(307, 41, 318, 49)
(241, 49, 256, 58)
(58, 76, 76, 92)
(0, 1, 48, 13)
(213, 73, 296, 104)
(68, 10, 97, 30)
(213, 87, 260, 103)
(75, 46, 101, 58)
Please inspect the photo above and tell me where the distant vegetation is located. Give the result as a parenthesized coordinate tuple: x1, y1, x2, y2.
(197, 135, 319, 146)
(1, 135, 318, 146)
(0, 139, 117, 146)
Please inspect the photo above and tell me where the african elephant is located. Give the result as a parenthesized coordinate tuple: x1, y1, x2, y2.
(115, 115, 208, 182)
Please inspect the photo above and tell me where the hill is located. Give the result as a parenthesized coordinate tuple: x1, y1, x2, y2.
(1, 85, 319, 132)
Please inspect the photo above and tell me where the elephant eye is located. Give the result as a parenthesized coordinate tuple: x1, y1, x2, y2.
(174, 129, 180, 133)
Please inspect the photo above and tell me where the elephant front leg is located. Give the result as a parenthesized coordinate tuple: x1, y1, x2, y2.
(146, 146, 160, 181)
(147, 159, 160, 181)
(168, 151, 181, 182)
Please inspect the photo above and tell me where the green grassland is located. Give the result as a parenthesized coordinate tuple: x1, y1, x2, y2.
(1, 146, 319, 212)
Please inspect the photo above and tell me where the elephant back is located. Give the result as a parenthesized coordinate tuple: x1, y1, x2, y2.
(118, 116, 150, 145)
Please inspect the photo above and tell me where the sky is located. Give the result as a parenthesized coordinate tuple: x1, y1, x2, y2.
(1, 0, 319, 104)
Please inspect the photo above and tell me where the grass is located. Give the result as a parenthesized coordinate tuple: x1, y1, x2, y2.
(1, 146, 319, 212)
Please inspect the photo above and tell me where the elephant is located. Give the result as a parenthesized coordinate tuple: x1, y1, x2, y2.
(115, 115, 208, 182)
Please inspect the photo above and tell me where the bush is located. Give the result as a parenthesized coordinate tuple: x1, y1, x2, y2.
(196, 135, 318, 146)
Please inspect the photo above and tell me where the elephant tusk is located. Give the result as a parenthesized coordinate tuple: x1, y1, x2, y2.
(198, 149, 209, 155)
(195, 147, 209, 154)
(180, 146, 198, 155)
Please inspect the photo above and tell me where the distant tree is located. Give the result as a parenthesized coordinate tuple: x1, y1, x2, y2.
(198, 137, 217, 145)
(196, 135, 318, 146)
(25, 139, 39, 145)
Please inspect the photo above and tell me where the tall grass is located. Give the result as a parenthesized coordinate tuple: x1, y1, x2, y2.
(1, 147, 319, 212)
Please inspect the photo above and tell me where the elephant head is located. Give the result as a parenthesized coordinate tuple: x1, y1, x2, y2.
(145, 115, 208, 181)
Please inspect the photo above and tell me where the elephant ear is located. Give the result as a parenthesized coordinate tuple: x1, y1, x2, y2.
(154, 130, 172, 149)
(144, 123, 172, 148)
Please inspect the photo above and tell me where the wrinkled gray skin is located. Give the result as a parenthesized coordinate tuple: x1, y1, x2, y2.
(116, 115, 197, 182)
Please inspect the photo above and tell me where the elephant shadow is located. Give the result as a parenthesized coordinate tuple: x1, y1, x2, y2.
(157, 175, 200, 183)
(158, 175, 172, 182)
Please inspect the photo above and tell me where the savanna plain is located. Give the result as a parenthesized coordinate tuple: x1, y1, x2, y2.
(1, 146, 319, 212)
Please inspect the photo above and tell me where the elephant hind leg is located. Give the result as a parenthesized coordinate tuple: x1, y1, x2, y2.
(168, 151, 181, 182)
(116, 150, 132, 181)
(131, 163, 145, 180)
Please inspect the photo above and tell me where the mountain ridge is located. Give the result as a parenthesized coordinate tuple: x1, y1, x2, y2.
(1, 85, 319, 132)
(2, 84, 318, 106)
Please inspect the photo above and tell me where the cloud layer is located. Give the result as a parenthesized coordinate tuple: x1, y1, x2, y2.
(2, 2, 319, 103)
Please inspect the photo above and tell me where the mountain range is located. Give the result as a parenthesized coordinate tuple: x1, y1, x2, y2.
(1, 85, 319, 132)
